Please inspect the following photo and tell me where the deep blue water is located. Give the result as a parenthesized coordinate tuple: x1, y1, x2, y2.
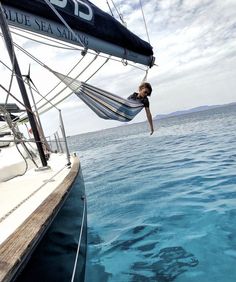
(69, 104, 236, 282)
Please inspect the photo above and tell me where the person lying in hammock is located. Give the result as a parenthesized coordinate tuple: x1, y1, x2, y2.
(128, 82, 154, 135)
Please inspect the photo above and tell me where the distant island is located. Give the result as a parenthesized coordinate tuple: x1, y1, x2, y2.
(154, 102, 236, 120)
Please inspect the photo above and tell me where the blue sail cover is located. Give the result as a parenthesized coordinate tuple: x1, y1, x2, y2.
(53, 71, 144, 122)
(1, 0, 154, 66)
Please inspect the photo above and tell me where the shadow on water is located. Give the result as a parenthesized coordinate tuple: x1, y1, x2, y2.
(87, 225, 198, 282)
(131, 246, 198, 282)
(86, 229, 112, 282)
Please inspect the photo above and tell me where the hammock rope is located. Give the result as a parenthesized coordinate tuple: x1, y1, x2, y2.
(53, 71, 144, 122)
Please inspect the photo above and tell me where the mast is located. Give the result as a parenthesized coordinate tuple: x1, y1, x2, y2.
(0, 2, 48, 167)
(24, 69, 51, 152)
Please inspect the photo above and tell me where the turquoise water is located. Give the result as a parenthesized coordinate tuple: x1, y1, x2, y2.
(70, 104, 236, 282)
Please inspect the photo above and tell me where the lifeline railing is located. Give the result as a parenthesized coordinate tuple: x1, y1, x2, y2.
(46, 110, 71, 166)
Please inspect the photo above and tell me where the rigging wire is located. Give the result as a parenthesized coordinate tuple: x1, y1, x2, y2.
(30, 57, 109, 117)
(0, 33, 48, 69)
(0, 0, 156, 145)
(1, 53, 110, 120)
(0, 53, 106, 119)
(1, 30, 147, 72)
(0, 107, 29, 179)
(0, 60, 61, 123)
(85, 56, 110, 82)
(37, 55, 86, 105)
(0, 37, 66, 111)
(0, 0, 151, 117)
(43, 0, 87, 50)
(139, 0, 151, 44)
(1, 32, 105, 111)
(0, 48, 146, 121)
(12, 25, 81, 49)
(106, 0, 114, 17)
(109, 0, 125, 25)
(1, 20, 16, 106)
(0, 83, 39, 115)
(10, 29, 80, 51)
(7, 28, 112, 60)
(138, 1, 153, 80)
(5, 61, 14, 105)
(36, 54, 99, 113)
(21, 57, 109, 116)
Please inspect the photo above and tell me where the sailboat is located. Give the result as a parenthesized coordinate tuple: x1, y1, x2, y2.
(0, 0, 154, 281)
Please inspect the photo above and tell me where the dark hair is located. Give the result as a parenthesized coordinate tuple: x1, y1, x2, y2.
(139, 82, 152, 96)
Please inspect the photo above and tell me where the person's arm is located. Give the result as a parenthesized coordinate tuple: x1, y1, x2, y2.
(145, 107, 154, 135)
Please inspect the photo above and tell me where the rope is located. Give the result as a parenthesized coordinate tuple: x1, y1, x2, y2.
(0, 45, 95, 114)
(37, 56, 110, 115)
(0, 61, 62, 126)
(36, 55, 86, 106)
(0, 49, 87, 115)
(0, 9, 150, 120)
(0, 41, 103, 119)
(37, 54, 99, 113)
(70, 196, 86, 282)
(142, 68, 149, 82)
(85, 56, 110, 82)
(23, 58, 99, 116)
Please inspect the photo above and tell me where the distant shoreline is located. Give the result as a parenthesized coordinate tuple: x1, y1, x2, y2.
(154, 102, 236, 120)
(70, 102, 236, 136)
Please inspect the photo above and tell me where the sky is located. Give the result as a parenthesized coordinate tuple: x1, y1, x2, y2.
(0, 0, 236, 136)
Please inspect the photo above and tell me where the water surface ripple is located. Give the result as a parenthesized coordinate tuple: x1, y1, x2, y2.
(69, 104, 236, 282)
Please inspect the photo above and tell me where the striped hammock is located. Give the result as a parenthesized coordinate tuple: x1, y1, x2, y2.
(53, 71, 144, 122)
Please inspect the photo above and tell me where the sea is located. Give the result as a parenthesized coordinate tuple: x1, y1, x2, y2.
(69, 103, 236, 282)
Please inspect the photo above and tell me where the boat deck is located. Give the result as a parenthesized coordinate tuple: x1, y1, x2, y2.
(0, 153, 80, 282)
